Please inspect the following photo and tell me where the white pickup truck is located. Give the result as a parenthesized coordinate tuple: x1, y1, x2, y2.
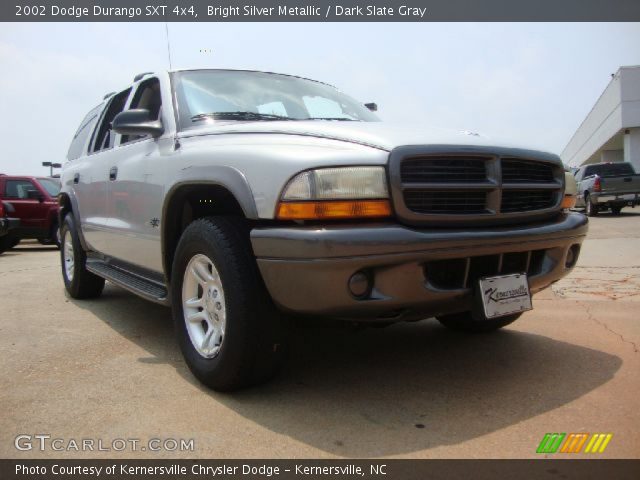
(59, 69, 587, 390)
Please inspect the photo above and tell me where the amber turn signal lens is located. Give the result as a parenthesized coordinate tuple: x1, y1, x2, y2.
(561, 195, 577, 209)
(277, 200, 392, 220)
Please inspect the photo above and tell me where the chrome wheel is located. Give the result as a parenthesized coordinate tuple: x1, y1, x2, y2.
(182, 254, 226, 358)
(63, 229, 74, 282)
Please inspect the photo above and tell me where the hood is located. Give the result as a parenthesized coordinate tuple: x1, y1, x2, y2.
(179, 120, 553, 155)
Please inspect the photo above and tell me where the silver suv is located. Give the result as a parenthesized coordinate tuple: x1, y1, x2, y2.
(59, 69, 587, 390)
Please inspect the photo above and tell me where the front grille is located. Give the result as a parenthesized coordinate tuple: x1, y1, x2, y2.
(400, 157, 488, 183)
(502, 158, 555, 183)
(501, 190, 555, 213)
(426, 249, 546, 290)
(391, 148, 563, 224)
(403, 190, 487, 214)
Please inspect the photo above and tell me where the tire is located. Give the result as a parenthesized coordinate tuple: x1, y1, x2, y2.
(39, 220, 61, 248)
(171, 216, 286, 391)
(436, 311, 522, 333)
(611, 206, 622, 215)
(60, 214, 105, 299)
(585, 193, 599, 217)
(0, 235, 12, 254)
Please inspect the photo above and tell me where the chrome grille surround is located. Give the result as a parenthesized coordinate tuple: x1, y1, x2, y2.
(389, 146, 565, 226)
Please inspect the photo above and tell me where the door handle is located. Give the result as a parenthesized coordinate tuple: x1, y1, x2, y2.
(73, 173, 80, 184)
(109, 166, 118, 181)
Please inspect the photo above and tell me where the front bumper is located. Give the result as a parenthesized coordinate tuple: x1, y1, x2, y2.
(250, 213, 588, 319)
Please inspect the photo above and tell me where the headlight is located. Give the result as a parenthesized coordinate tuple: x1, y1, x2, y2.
(277, 166, 392, 220)
(561, 171, 577, 209)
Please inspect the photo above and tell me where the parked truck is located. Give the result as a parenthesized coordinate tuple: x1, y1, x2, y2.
(58, 69, 587, 390)
(0, 174, 61, 251)
(574, 162, 640, 216)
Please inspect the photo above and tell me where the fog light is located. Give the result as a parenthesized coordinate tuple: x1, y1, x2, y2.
(348, 271, 371, 298)
(566, 244, 580, 268)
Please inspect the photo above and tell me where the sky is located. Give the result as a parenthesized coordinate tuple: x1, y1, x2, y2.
(0, 22, 639, 176)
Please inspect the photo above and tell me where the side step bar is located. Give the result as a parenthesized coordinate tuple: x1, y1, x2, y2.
(86, 260, 170, 306)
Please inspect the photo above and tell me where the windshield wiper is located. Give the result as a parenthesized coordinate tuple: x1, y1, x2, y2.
(304, 117, 359, 121)
(191, 111, 293, 122)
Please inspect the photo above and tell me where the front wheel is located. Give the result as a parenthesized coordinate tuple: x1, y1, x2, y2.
(436, 311, 522, 333)
(611, 206, 622, 215)
(171, 217, 286, 391)
(60, 214, 105, 299)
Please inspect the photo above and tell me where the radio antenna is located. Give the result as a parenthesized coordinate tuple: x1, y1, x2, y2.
(165, 22, 173, 70)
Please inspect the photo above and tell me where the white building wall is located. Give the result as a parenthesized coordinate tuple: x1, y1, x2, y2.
(562, 66, 640, 168)
(601, 150, 624, 162)
(561, 74, 623, 167)
(624, 128, 640, 171)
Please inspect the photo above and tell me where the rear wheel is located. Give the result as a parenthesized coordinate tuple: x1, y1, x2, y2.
(171, 217, 286, 391)
(437, 311, 522, 333)
(585, 193, 599, 217)
(611, 206, 622, 215)
(60, 214, 105, 299)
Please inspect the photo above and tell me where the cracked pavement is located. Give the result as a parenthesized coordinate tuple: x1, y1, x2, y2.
(0, 211, 638, 459)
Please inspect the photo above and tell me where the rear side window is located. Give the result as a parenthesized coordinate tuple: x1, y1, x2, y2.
(4, 180, 37, 199)
(67, 104, 103, 160)
(91, 89, 131, 153)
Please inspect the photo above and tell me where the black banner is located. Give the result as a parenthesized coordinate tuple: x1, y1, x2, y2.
(2, 460, 640, 480)
(2, 0, 640, 22)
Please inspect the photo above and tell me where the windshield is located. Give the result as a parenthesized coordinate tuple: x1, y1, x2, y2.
(38, 178, 61, 196)
(173, 70, 379, 128)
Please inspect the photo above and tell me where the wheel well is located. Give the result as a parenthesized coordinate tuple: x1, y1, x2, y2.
(163, 184, 247, 281)
(58, 193, 72, 224)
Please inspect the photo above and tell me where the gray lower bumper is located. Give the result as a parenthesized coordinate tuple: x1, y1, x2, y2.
(250, 213, 588, 319)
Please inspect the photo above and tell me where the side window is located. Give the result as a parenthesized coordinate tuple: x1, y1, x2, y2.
(121, 78, 161, 144)
(584, 166, 595, 178)
(91, 88, 131, 153)
(67, 103, 104, 160)
(4, 180, 37, 199)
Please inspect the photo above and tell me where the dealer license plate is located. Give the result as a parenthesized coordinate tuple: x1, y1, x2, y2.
(479, 273, 532, 319)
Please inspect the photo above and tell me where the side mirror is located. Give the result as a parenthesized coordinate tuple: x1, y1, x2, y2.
(27, 189, 44, 202)
(364, 103, 378, 112)
(112, 109, 164, 138)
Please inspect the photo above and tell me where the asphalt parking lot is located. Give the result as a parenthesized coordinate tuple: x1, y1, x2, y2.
(1, 211, 639, 459)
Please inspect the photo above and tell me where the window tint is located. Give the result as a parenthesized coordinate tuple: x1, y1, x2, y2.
(67, 104, 103, 160)
(38, 178, 61, 196)
(92, 89, 131, 153)
(121, 78, 162, 144)
(584, 163, 635, 177)
(173, 70, 378, 129)
(4, 180, 37, 199)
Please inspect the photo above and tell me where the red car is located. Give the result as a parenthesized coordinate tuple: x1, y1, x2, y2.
(0, 174, 61, 251)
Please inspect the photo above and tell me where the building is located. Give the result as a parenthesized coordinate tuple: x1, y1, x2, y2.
(561, 65, 640, 171)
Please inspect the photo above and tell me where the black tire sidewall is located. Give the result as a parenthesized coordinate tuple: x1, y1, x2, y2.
(60, 215, 80, 295)
(171, 218, 273, 390)
(60, 214, 104, 298)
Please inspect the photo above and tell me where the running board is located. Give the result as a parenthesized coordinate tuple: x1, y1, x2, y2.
(86, 260, 169, 306)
